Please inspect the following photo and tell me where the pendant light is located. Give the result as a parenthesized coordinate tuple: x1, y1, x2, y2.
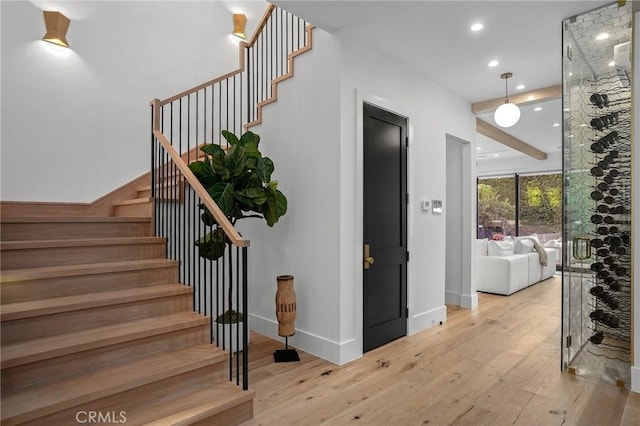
(494, 72, 521, 128)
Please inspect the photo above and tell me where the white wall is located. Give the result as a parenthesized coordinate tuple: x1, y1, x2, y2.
(445, 135, 477, 309)
(337, 31, 476, 361)
(1, 0, 267, 202)
(445, 139, 463, 305)
(237, 29, 344, 362)
(241, 27, 476, 364)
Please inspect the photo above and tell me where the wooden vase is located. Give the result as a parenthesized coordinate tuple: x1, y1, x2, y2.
(276, 275, 296, 337)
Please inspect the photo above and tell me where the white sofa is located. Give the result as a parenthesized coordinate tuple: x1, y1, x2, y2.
(476, 238, 557, 295)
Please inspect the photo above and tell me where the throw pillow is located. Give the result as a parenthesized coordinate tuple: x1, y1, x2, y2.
(514, 239, 535, 254)
(487, 240, 515, 256)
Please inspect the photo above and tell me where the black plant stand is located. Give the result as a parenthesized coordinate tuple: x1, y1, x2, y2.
(273, 336, 300, 362)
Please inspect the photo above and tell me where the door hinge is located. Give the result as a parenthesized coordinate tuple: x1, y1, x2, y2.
(405, 136, 409, 147)
(405, 307, 409, 318)
(406, 251, 410, 262)
(566, 335, 572, 348)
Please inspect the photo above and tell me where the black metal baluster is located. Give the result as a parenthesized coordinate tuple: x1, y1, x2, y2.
(242, 246, 248, 390)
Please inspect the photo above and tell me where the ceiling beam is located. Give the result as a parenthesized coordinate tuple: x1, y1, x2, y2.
(471, 84, 562, 115)
(476, 118, 548, 160)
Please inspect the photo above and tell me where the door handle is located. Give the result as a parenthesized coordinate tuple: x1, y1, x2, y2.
(573, 237, 591, 260)
(364, 244, 375, 270)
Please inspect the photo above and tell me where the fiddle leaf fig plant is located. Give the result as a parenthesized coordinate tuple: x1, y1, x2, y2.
(189, 130, 287, 261)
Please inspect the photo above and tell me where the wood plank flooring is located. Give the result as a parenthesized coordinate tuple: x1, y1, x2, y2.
(242, 276, 640, 425)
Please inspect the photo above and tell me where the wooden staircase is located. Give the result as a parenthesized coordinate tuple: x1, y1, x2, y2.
(0, 214, 254, 425)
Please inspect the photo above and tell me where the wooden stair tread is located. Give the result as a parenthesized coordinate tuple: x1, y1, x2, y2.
(0, 236, 163, 250)
(1, 284, 191, 321)
(113, 198, 152, 207)
(137, 383, 254, 425)
(1, 312, 208, 369)
(0, 258, 177, 283)
(1, 344, 226, 424)
(0, 217, 151, 224)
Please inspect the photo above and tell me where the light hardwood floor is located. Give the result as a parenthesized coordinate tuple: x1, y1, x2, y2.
(242, 276, 640, 425)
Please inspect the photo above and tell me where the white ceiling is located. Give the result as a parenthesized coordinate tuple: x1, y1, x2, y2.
(273, 0, 614, 165)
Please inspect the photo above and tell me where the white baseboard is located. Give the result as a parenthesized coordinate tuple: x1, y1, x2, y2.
(461, 292, 478, 309)
(249, 313, 362, 365)
(445, 291, 460, 306)
(408, 305, 447, 335)
(631, 366, 640, 393)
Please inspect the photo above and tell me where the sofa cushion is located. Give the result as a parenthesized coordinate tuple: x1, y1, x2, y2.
(515, 233, 540, 244)
(514, 239, 535, 254)
(476, 238, 488, 256)
(487, 240, 515, 256)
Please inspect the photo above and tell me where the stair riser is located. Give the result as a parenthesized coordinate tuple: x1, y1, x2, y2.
(191, 400, 253, 426)
(2, 293, 193, 344)
(114, 202, 153, 218)
(1, 243, 166, 270)
(0, 222, 152, 241)
(1, 266, 178, 303)
(20, 364, 230, 426)
(138, 182, 184, 201)
(2, 325, 210, 396)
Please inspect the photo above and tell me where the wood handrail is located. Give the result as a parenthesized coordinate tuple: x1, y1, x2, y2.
(156, 4, 276, 107)
(153, 129, 250, 248)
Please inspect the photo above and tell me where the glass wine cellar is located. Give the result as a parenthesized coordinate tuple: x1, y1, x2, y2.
(562, 2, 634, 386)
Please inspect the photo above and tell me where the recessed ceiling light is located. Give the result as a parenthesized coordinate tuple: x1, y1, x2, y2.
(553, 123, 560, 127)
(580, 124, 587, 127)
(488, 60, 499, 67)
(534, 107, 543, 112)
(516, 84, 525, 90)
(470, 23, 484, 32)
(564, 108, 570, 112)
(596, 33, 610, 41)
(569, 72, 573, 76)
(608, 61, 615, 67)
(476, 147, 482, 150)
(494, 153, 500, 157)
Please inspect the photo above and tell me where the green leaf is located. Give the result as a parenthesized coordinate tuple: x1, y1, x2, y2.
(200, 143, 226, 157)
(189, 161, 220, 187)
(195, 228, 227, 260)
(257, 157, 274, 183)
(274, 189, 288, 216)
(211, 152, 229, 180)
(237, 187, 268, 206)
(209, 182, 235, 216)
(263, 187, 287, 227)
(226, 145, 246, 177)
(239, 131, 260, 146)
(222, 130, 239, 146)
(243, 141, 261, 160)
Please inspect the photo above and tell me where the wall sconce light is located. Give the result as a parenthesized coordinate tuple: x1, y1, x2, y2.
(42, 11, 70, 48)
(494, 72, 521, 128)
(232, 14, 247, 40)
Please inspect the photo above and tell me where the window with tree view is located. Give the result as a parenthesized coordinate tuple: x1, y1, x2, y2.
(477, 173, 562, 247)
(477, 176, 516, 239)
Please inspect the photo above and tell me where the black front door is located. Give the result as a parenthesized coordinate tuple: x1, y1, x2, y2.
(363, 102, 408, 353)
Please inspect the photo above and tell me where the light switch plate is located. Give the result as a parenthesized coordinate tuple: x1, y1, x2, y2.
(421, 200, 430, 211)
(432, 199, 443, 214)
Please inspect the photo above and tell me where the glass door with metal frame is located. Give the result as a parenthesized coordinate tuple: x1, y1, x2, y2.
(561, 1, 633, 387)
